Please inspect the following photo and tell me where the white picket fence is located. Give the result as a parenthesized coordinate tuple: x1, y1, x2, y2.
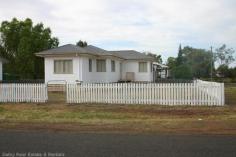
(66, 80, 225, 106)
(0, 83, 48, 103)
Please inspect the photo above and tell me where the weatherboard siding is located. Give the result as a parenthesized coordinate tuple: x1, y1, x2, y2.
(121, 61, 153, 82)
(81, 57, 121, 83)
(44, 57, 81, 84)
(44, 56, 153, 84)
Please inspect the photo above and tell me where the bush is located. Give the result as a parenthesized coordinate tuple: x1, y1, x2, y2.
(171, 64, 193, 79)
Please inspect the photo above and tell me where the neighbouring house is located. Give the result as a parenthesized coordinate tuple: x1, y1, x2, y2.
(0, 57, 7, 81)
(36, 44, 154, 83)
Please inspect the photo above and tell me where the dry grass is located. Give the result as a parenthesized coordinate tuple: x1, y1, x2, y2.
(0, 87, 235, 134)
(225, 87, 236, 106)
(0, 103, 236, 134)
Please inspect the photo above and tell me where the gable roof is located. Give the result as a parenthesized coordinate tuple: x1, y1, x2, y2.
(36, 44, 118, 57)
(109, 50, 154, 60)
(36, 44, 154, 61)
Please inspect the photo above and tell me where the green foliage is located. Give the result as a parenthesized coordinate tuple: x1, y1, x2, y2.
(172, 64, 193, 79)
(215, 44, 235, 66)
(0, 18, 59, 79)
(176, 44, 184, 65)
(167, 46, 214, 79)
(182, 46, 213, 78)
(217, 64, 236, 78)
(166, 57, 176, 69)
(76, 40, 87, 47)
(146, 52, 162, 63)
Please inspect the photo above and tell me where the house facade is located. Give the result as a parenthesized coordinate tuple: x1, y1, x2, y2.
(36, 44, 154, 84)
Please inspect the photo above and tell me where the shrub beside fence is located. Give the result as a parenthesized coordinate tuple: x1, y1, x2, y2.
(0, 83, 47, 103)
(67, 80, 224, 106)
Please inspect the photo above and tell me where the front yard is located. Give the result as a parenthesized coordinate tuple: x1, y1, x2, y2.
(0, 86, 235, 135)
(0, 103, 236, 134)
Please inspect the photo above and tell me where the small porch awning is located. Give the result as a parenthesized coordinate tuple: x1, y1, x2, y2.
(153, 62, 168, 69)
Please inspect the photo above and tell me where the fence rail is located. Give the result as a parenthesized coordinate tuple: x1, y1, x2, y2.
(0, 83, 48, 103)
(67, 80, 224, 106)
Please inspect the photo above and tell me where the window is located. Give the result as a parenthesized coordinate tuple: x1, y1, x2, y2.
(111, 60, 115, 72)
(139, 62, 147, 72)
(96, 59, 106, 72)
(54, 60, 73, 74)
(150, 62, 153, 72)
(89, 59, 92, 72)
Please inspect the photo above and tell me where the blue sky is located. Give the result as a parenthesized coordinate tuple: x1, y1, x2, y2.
(0, 0, 236, 64)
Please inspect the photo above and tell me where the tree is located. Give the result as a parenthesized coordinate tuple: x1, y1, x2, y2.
(181, 46, 213, 78)
(172, 64, 193, 79)
(167, 46, 213, 79)
(166, 57, 176, 69)
(217, 65, 236, 78)
(217, 64, 229, 77)
(176, 44, 184, 66)
(76, 40, 87, 47)
(0, 18, 59, 79)
(146, 52, 162, 63)
(215, 44, 235, 66)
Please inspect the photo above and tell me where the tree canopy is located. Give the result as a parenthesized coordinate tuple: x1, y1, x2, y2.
(0, 18, 59, 79)
(146, 52, 162, 63)
(167, 46, 213, 79)
(215, 44, 235, 66)
(76, 40, 87, 47)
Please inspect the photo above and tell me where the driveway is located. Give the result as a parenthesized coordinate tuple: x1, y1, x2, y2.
(0, 131, 236, 157)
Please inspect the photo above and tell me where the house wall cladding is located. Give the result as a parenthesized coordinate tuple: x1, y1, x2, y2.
(44, 56, 154, 84)
(44, 56, 122, 84)
(67, 80, 225, 106)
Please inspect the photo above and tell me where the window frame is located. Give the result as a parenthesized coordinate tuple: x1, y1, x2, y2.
(89, 59, 92, 72)
(139, 62, 148, 73)
(150, 62, 153, 72)
(54, 59, 73, 74)
(96, 59, 106, 72)
(111, 60, 115, 72)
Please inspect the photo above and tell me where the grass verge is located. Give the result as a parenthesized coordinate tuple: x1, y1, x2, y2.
(0, 103, 236, 135)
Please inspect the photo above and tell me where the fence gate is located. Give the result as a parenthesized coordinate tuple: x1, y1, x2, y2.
(47, 80, 67, 103)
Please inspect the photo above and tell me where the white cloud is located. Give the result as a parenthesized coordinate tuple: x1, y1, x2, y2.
(0, 0, 236, 63)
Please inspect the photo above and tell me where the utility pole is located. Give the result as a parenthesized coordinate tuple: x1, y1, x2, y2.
(210, 46, 213, 81)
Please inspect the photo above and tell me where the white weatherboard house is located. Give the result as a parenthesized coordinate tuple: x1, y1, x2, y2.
(36, 44, 154, 83)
